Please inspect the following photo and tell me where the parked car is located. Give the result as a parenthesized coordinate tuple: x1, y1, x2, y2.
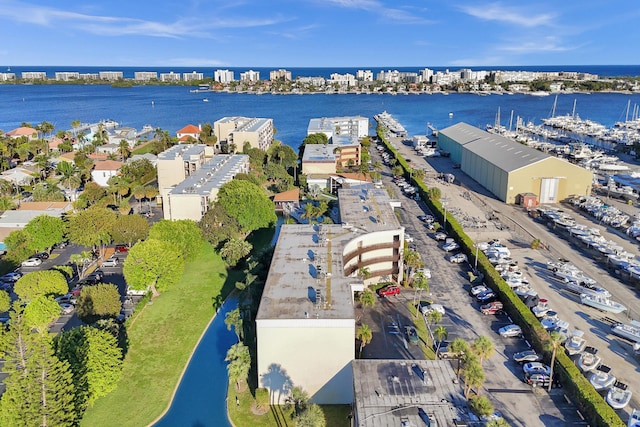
(405, 234, 414, 243)
(377, 285, 400, 297)
(405, 326, 419, 345)
(434, 341, 461, 359)
(442, 242, 460, 252)
(59, 303, 75, 315)
(434, 231, 448, 241)
(55, 294, 77, 305)
(523, 362, 551, 376)
(512, 349, 542, 364)
(21, 258, 42, 267)
(101, 257, 119, 267)
(524, 372, 551, 388)
(33, 251, 49, 260)
(87, 269, 104, 282)
(499, 324, 523, 338)
(115, 245, 129, 253)
(0, 272, 22, 282)
(419, 302, 445, 316)
(480, 301, 504, 315)
(476, 290, 497, 303)
(413, 268, 431, 279)
(469, 285, 489, 297)
(448, 253, 468, 263)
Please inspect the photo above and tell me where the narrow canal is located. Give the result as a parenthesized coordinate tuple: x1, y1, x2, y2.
(154, 297, 237, 427)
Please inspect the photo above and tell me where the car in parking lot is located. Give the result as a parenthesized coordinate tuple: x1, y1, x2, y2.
(419, 302, 445, 316)
(476, 290, 497, 303)
(33, 251, 50, 260)
(413, 268, 431, 279)
(499, 324, 523, 338)
(522, 362, 551, 376)
(55, 294, 77, 305)
(442, 242, 460, 252)
(101, 257, 119, 267)
(377, 285, 400, 297)
(448, 253, 467, 263)
(434, 231, 448, 241)
(469, 284, 489, 297)
(418, 214, 435, 224)
(0, 272, 22, 282)
(524, 372, 551, 388)
(512, 349, 543, 364)
(405, 234, 414, 243)
(405, 326, 419, 345)
(115, 244, 129, 253)
(59, 303, 75, 314)
(480, 301, 503, 315)
(87, 269, 104, 282)
(434, 341, 461, 359)
(21, 258, 43, 267)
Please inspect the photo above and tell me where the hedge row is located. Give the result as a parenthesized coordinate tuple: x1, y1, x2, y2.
(375, 125, 624, 427)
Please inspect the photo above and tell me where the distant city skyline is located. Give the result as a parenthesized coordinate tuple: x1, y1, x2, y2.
(0, 0, 638, 67)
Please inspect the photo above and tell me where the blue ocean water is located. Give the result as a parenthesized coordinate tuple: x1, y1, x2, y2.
(2, 83, 640, 151)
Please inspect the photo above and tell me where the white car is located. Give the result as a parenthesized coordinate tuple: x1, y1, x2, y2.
(442, 242, 460, 252)
(470, 285, 489, 297)
(101, 257, 119, 267)
(59, 303, 75, 314)
(434, 231, 448, 241)
(499, 324, 523, 338)
(413, 268, 431, 279)
(420, 302, 445, 316)
(21, 258, 42, 267)
(448, 253, 468, 263)
(56, 294, 77, 305)
(522, 362, 551, 376)
(405, 234, 414, 243)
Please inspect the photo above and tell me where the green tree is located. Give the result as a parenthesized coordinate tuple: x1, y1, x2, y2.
(286, 386, 309, 416)
(3, 229, 32, 263)
(0, 195, 15, 211)
(56, 161, 81, 193)
(14, 270, 68, 302)
(225, 307, 243, 342)
(217, 180, 276, 233)
(427, 309, 443, 326)
(119, 159, 156, 185)
(359, 289, 376, 316)
(67, 207, 116, 252)
(148, 219, 203, 262)
(55, 326, 123, 409)
(462, 360, 485, 399)
(434, 326, 448, 354)
(428, 187, 442, 201)
(199, 203, 242, 246)
(468, 395, 494, 418)
(546, 331, 563, 392)
(23, 295, 62, 332)
(391, 165, 404, 177)
(69, 250, 94, 279)
(412, 272, 429, 310)
(450, 338, 470, 376)
(220, 238, 253, 267)
(111, 214, 149, 247)
(486, 418, 511, 427)
(268, 142, 298, 169)
(0, 290, 9, 313)
(295, 403, 326, 427)
(225, 342, 250, 392)
(356, 323, 373, 357)
(472, 336, 495, 365)
(76, 284, 121, 323)
(123, 238, 184, 297)
(23, 214, 66, 253)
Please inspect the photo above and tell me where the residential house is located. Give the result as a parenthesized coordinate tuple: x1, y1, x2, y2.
(6, 126, 37, 140)
(91, 160, 123, 187)
(176, 124, 202, 143)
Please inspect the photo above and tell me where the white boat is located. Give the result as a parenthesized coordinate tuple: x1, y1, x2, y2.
(611, 321, 640, 343)
(564, 330, 587, 356)
(589, 365, 616, 391)
(554, 320, 571, 342)
(563, 279, 610, 298)
(580, 293, 627, 314)
(540, 311, 560, 330)
(607, 382, 632, 409)
(532, 299, 551, 318)
(628, 409, 640, 427)
(202, 98, 209, 102)
(577, 346, 601, 372)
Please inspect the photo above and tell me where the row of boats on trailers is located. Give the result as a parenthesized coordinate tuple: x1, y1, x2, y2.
(480, 239, 639, 412)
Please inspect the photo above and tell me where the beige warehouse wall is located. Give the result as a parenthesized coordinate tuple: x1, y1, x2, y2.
(256, 322, 355, 404)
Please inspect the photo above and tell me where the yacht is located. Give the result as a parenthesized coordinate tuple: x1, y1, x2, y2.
(540, 311, 560, 330)
(580, 293, 627, 314)
(532, 299, 552, 318)
(564, 330, 587, 356)
(607, 382, 632, 409)
(589, 365, 616, 391)
(577, 346, 601, 372)
(610, 321, 640, 343)
(563, 279, 610, 298)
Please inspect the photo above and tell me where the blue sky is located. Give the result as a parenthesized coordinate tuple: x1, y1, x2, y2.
(0, 0, 638, 67)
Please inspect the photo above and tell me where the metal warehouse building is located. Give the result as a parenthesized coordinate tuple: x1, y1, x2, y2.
(438, 122, 593, 204)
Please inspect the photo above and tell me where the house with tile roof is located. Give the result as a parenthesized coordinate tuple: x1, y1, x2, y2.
(6, 126, 37, 140)
(176, 124, 201, 142)
(91, 160, 123, 187)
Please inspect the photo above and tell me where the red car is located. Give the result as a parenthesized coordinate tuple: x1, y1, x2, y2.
(480, 301, 504, 315)
(377, 285, 400, 297)
(115, 245, 129, 253)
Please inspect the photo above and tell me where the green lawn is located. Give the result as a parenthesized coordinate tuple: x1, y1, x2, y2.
(81, 243, 237, 427)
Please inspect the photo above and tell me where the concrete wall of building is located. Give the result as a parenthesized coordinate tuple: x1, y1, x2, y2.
(232, 131, 260, 150)
(302, 161, 336, 175)
(214, 121, 237, 143)
(257, 319, 355, 404)
(157, 158, 186, 189)
(437, 133, 463, 164)
(165, 194, 206, 221)
(342, 229, 403, 282)
(461, 149, 509, 202)
(336, 146, 361, 167)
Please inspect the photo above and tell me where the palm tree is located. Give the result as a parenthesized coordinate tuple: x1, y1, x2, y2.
(225, 343, 250, 392)
(56, 161, 80, 194)
(359, 289, 376, 317)
(144, 186, 158, 211)
(132, 185, 146, 212)
(224, 308, 243, 342)
(427, 309, 442, 326)
(403, 248, 421, 281)
(118, 139, 130, 161)
(547, 331, 563, 392)
(71, 119, 81, 138)
(412, 272, 429, 310)
(462, 361, 485, 399)
(357, 266, 371, 282)
(434, 326, 448, 355)
(450, 338, 470, 376)
(356, 324, 372, 357)
(472, 336, 495, 365)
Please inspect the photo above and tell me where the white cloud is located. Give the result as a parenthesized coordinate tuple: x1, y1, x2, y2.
(498, 37, 575, 53)
(321, 0, 433, 24)
(459, 2, 555, 27)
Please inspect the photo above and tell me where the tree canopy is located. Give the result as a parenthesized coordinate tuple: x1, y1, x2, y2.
(67, 207, 117, 249)
(14, 270, 68, 302)
(23, 214, 66, 252)
(199, 203, 242, 246)
(217, 180, 276, 234)
(23, 295, 62, 332)
(148, 219, 203, 261)
(110, 214, 149, 247)
(76, 284, 122, 323)
(123, 238, 184, 297)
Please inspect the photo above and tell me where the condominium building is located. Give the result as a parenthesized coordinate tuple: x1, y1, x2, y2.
(55, 72, 79, 81)
(157, 144, 213, 205)
(329, 73, 356, 87)
(21, 72, 47, 80)
(163, 154, 249, 221)
(98, 71, 124, 81)
(240, 70, 260, 82)
(356, 70, 373, 81)
(183, 71, 204, 81)
(160, 72, 181, 82)
(134, 71, 158, 81)
(79, 73, 99, 81)
(0, 73, 15, 81)
(214, 69, 235, 83)
(269, 69, 292, 81)
(213, 117, 274, 151)
(256, 185, 404, 404)
(304, 116, 369, 171)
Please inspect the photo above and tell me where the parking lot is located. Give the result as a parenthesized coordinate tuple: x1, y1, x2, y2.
(360, 139, 589, 426)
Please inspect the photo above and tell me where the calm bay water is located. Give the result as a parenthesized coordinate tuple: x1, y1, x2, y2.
(2, 84, 640, 151)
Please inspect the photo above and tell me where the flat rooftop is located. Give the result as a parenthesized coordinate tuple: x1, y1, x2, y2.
(302, 144, 336, 162)
(338, 186, 402, 233)
(236, 117, 271, 133)
(353, 359, 467, 427)
(158, 144, 207, 160)
(256, 224, 360, 321)
(170, 154, 248, 196)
